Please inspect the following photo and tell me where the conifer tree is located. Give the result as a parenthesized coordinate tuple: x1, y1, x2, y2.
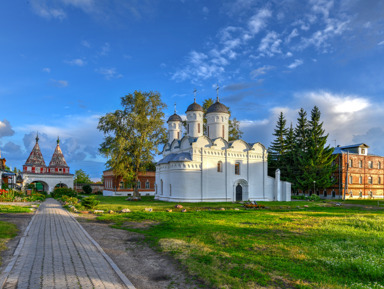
(281, 123, 295, 182)
(268, 112, 288, 176)
(302, 106, 336, 191)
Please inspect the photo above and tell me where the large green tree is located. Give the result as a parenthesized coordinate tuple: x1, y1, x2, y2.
(98, 91, 167, 197)
(268, 112, 288, 176)
(74, 169, 91, 184)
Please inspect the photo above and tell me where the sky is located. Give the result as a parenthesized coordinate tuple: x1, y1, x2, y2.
(0, 0, 384, 180)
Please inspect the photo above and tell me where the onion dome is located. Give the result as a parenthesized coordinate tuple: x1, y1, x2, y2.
(167, 113, 182, 122)
(48, 137, 68, 167)
(206, 100, 229, 114)
(25, 134, 46, 166)
(186, 100, 203, 112)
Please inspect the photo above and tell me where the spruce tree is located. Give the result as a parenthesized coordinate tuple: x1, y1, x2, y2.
(292, 108, 310, 191)
(281, 123, 295, 182)
(302, 106, 337, 191)
(268, 112, 288, 177)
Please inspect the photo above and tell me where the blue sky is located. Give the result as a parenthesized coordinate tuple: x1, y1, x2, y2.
(1, 0, 384, 180)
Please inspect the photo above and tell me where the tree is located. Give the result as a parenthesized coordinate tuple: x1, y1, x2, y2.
(74, 169, 91, 184)
(268, 112, 288, 176)
(98, 91, 167, 197)
(302, 106, 337, 190)
(82, 184, 92, 194)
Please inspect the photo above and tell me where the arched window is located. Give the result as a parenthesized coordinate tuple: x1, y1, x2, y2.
(368, 176, 372, 184)
(359, 160, 363, 168)
(145, 180, 150, 189)
(323, 190, 327, 197)
(137, 181, 141, 189)
(235, 162, 240, 175)
(198, 123, 201, 134)
(378, 162, 381, 169)
(217, 161, 223, 172)
(359, 176, 362, 184)
(222, 125, 224, 138)
(368, 161, 373, 168)
(349, 159, 353, 167)
(379, 177, 381, 185)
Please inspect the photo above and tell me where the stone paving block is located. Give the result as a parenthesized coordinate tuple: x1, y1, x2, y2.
(1, 199, 132, 289)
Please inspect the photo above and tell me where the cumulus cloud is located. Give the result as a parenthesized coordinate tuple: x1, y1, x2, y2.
(248, 9, 272, 35)
(95, 68, 123, 80)
(287, 59, 303, 69)
(0, 120, 15, 138)
(250, 65, 274, 79)
(0, 142, 23, 158)
(50, 79, 69, 87)
(65, 58, 86, 66)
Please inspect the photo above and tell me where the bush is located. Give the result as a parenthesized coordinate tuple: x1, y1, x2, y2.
(94, 191, 103, 195)
(82, 184, 92, 195)
(51, 188, 78, 199)
(309, 194, 321, 201)
(81, 196, 100, 209)
(27, 193, 46, 202)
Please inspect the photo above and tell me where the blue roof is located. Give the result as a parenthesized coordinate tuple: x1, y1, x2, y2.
(332, 143, 369, 154)
(157, 152, 192, 164)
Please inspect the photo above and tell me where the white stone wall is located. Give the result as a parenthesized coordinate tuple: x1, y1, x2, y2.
(22, 173, 73, 193)
(186, 111, 203, 138)
(156, 136, 291, 202)
(168, 121, 181, 144)
(206, 112, 229, 141)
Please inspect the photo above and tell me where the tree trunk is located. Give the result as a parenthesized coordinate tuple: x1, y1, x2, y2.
(133, 174, 141, 197)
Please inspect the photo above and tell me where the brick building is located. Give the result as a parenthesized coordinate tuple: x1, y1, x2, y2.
(323, 143, 384, 199)
(102, 169, 155, 196)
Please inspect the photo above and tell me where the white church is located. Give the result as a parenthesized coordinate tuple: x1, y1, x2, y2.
(155, 95, 291, 202)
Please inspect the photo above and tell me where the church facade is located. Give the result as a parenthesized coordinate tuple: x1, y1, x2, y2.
(22, 135, 73, 193)
(155, 97, 291, 202)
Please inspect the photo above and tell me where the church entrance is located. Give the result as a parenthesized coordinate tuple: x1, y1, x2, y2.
(236, 184, 242, 201)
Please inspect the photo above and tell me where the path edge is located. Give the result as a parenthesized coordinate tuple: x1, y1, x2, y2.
(0, 208, 38, 288)
(67, 210, 136, 289)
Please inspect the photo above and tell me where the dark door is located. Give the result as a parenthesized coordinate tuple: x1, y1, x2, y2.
(236, 184, 242, 201)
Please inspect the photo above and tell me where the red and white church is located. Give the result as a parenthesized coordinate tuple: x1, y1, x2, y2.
(22, 134, 74, 193)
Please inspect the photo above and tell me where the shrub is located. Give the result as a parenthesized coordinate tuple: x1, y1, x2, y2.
(51, 188, 78, 199)
(27, 193, 46, 202)
(82, 184, 92, 195)
(309, 194, 321, 201)
(94, 190, 103, 195)
(81, 196, 100, 209)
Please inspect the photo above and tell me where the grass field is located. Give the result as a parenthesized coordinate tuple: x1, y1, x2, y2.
(0, 205, 34, 214)
(93, 196, 384, 289)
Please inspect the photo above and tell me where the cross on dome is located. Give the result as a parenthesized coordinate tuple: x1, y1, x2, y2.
(216, 84, 220, 102)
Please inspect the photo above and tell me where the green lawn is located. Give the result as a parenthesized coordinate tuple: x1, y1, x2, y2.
(93, 196, 384, 289)
(0, 205, 34, 213)
(0, 220, 18, 265)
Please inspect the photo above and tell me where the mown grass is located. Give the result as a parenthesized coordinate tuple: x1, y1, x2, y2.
(0, 205, 33, 213)
(0, 221, 18, 265)
(94, 196, 384, 289)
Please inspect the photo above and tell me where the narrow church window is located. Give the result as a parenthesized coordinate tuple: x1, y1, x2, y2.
(359, 176, 362, 184)
(368, 161, 373, 168)
(145, 180, 150, 189)
(208, 126, 210, 137)
(379, 162, 381, 169)
(217, 161, 223, 172)
(198, 123, 200, 133)
(235, 162, 240, 175)
(349, 175, 353, 184)
(161, 180, 163, 195)
(177, 132, 180, 139)
(378, 177, 381, 185)
(359, 160, 363, 168)
(222, 125, 224, 138)
(169, 184, 172, 196)
(349, 159, 353, 167)
(187, 124, 189, 134)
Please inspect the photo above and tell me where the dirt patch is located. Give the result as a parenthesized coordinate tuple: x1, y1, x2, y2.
(77, 217, 205, 289)
(0, 213, 34, 271)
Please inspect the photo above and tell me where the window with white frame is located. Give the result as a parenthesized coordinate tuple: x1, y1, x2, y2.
(359, 176, 363, 184)
(359, 160, 363, 168)
(145, 180, 150, 189)
(137, 181, 141, 189)
(368, 176, 372, 184)
(235, 162, 240, 175)
(349, 175, 353, 184)
(368, 161, 373, 168)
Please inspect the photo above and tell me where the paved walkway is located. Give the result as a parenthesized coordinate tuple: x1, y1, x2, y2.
(0, 199, 135, 289)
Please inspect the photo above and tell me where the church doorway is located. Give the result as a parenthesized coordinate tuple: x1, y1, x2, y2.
(55, 183, 68, 189)
(30, 181, 49, 193)
(236, 184, 242, 201)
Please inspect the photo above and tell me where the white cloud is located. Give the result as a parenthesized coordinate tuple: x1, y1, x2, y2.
(100, 42, 110, 56)
(31, 1, 67, 20)
(66, 58, 86, 66)
(378, 40, 384, 46)
(287, 59, 303, 69)
(286, 28, 299, 43)
(250, 65, 274, 79)
(248, 9, 272, 35)
(258, 31, 282, 56)
(310, 0, 334, 19)
(0, 119, 15, 138)
(95, 68, 123, 80)
(51, 79, 69, 87)
(81, 40, 91, 47)
(42, 67, 51, 73)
